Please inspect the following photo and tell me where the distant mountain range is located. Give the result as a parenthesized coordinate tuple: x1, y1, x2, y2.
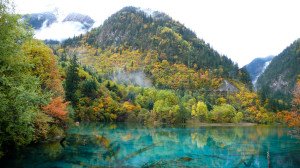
(22, 11, 95, 41)
(244, 56, 274, 87)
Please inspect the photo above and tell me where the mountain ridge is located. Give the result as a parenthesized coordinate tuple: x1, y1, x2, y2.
(62, 6, 251, 88)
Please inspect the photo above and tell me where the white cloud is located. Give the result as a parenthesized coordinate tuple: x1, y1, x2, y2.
(34, 21, 86, 41)
(13, 0, 300, 67)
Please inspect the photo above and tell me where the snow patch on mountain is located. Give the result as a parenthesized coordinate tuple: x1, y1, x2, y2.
(63, 13, 95, 29)
(245, 56, 274, 89)
(253, 60, 271, 86)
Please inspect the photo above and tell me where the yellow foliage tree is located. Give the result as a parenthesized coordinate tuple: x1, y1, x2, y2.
(22, 40, 64, 96)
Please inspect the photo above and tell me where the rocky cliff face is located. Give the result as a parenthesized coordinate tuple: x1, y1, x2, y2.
(218, 80, 239, 93)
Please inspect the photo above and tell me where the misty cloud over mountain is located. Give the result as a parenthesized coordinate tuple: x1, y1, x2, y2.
(110, 70, 152, 87)
(22, 11, 95, 41)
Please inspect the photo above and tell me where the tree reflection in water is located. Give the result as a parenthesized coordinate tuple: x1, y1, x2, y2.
(1, 123, 300, 167)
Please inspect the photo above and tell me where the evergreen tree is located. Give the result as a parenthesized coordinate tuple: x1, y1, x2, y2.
(65, 55, 80, 106)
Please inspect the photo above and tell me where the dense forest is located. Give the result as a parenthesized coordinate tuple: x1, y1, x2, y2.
(63, 7, 252, 86)
(0, 1, 299, 159)
(0, 1, 68, 158)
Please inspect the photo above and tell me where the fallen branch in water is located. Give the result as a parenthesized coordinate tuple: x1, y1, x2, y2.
(124, 143, 157, 161)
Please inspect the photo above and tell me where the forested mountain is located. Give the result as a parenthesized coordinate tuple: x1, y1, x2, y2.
(49, 6, 272, 126)
(4, 2, 299, 159)
(245, 56, 273, 86)
(63, 7, 250, 85)
(257, 39, 300, 111)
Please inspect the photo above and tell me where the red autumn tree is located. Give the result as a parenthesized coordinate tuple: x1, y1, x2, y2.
(42, 97, 69, 122)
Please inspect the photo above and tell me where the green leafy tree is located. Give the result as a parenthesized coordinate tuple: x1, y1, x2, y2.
(191, 101, 208, 121)
(210, 104, 237, 123)
(0, 0, 43, 156)
(233, 112, 244, 123)
(22, 39, 64, 96)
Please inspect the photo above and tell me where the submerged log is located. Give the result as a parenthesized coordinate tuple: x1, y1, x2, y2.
(177, 156, 193, 162)
(124, 143, 157, 161)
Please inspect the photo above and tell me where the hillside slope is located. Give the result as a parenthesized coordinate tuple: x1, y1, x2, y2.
(48, 6, 273, 125)
(62, 6, 251, 86)
(257, 39, 300, 110)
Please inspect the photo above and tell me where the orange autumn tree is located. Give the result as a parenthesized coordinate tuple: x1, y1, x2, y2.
(22, 40, 64, 96)
(285, 78, 300, 127)
(42, 97, 69, 122)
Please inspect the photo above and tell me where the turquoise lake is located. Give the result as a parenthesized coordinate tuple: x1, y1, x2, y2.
(2, 123, 300, 167)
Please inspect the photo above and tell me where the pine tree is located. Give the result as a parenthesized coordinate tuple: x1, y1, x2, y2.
(65, 54, 80, 106)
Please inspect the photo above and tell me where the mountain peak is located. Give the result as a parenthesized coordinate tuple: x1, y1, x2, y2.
(22, 12, 57, 29)
(62, 6, 251, 88)
(117, 6, 172, 21)
(63, 13, 95, 29)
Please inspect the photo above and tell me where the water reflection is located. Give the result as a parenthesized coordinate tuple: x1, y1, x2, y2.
(2, 123, 300, 167)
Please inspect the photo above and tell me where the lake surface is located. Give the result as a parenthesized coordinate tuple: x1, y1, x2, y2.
(2, 123, 300, 167)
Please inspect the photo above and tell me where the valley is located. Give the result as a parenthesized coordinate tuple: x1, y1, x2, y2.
(0, 1, 300, 167)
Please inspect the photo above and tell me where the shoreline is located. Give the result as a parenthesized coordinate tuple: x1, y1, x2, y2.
(185, 122, 257, 127)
